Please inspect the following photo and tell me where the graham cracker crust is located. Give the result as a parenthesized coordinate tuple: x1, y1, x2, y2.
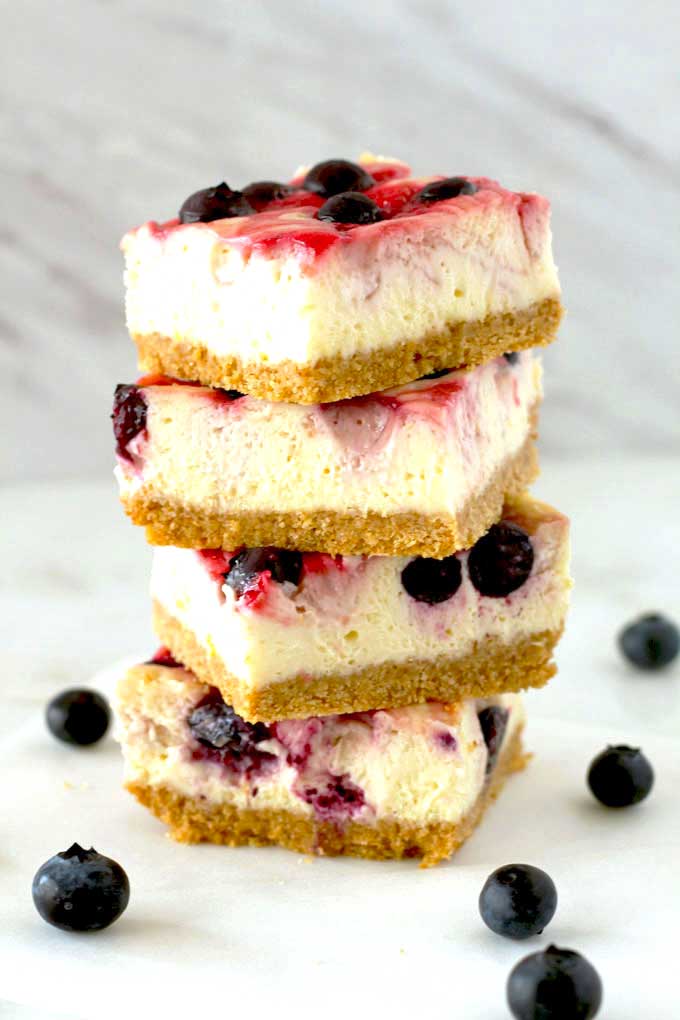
(123, 431, 539, 558)
(152, 600, 560, 722)
(132, 297, 562, 404)
(126, 726, 528, 867)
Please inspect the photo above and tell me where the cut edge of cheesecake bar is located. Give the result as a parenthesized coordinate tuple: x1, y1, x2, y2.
(152, 598, 560, 722)
(133, 297, 562, 405)
(124, 429, 539, 558)
(126, 723, 528, 867)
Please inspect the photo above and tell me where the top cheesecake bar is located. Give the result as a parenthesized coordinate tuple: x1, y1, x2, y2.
(122, 154, 562, 404)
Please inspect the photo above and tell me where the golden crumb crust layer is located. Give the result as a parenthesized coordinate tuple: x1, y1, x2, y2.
(126, 726, 527, 867)
(122, 432, 539, 558)
(132, 297, 562, 404)
(152, 600, 561, 722)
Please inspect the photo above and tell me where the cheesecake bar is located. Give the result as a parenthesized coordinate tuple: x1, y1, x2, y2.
(116, 656, 527, 866)
(149, 495, 571, 721)
(122, 154, 562, 403)
(113, 351, 541, 557)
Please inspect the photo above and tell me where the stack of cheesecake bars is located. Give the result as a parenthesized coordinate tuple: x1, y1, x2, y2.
(112, 154, 570, 866)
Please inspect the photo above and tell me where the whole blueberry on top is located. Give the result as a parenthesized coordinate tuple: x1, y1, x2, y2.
(303, 159, 375, 198)
(317, 191, 384, 226)
(415, 177, 478, 204)
(401, 555, 462, 604)
(479, 863, 557, 940)
(112, 384, 147, 461)
(618, 612, 679, 670)
(46, 689, 111, 746)
(225, 546, 303, 597)
(587, 745, 654, 807)
(32, 843, 130, 932)
(477, 705, 509, 774)
(241, 179, 294, 210)
(467, 522, 534, 597)
(507, 944, 602, 1020)
(179, 182, 253, 223)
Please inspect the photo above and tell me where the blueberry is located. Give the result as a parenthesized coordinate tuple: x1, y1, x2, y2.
(479, 864, 557, 940)
(112, 384, 147, 461)
(587, 745, 654, 807)
(241, 179, 293, 210)
(179, 182, 253, 223)
(32, 843, 130, 932)
(477, 705, 509, 774)
(303, 159, 375, 198)
(216, 388, 246, 401)
(225, 547, 303, 597)
(188, 690, 274, 777)
(46, 689, 111, 746)
(503, 351, 520, 365)
(415, 177, 478, 203)
(468, 522, 534, 597)
(418, 367, 453, 381)
(401, 555, 462, 604)
(618, 613, 679, 670)
(317, 191, 383, 225)
(507, 944, 602, 1019)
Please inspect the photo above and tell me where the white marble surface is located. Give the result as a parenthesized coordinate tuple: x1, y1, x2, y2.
(2, 1, 679, 482)
(2, 459, 680, 1019)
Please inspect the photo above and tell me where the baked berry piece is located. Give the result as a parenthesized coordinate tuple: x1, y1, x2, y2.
(32, 843, 130, 932)
(479, 863, 557, 939)
(46, 688, 111, 746)
(587, 745, 654, 807)
(618, 612, 679, 670)
(507, 944, 602, 1019)
(468, 522, 534, 597)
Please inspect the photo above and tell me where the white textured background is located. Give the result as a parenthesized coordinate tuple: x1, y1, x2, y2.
(2, 0, 678, 482)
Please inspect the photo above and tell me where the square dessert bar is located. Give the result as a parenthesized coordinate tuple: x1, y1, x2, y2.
(116, 656, 527, 866)
(113, 350, 541, 558)
(149, 495, 571, 722)
(122, 154, 562, 403)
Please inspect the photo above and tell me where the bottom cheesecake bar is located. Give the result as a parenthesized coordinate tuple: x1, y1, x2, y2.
(116, 656, 528, 866)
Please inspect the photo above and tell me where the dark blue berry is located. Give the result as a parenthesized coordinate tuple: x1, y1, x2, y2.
(46, 689, 111, 746)
(618, 613, 679, 670)
(241, 180, 293, 210)
(478, 705, 509, 774)
(303, 159, 375, 198)
(503, 351, 520, 365)
(317, 192, 383, 225)
(225, 547, 303, 597)
(216, 388, 246, 401)
(418, 367, 453, 380)
(179, 182, 253, 223)
(112, 384, 147, 461)
(32, 843, 130, 932)
(507, 945, 602, 1020)
(189, 690, 274, 776)
(415, 177, 478, 203)
(479, 864, 557, 939)
(587, 745, 654, 807)
(468, 522, 534, 597)
(401, 555, 462, 604)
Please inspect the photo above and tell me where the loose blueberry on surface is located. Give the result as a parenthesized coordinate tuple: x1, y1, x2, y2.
(415, 176, 478, 203)
(112, 384, 147, 461)
(303, 159, 375, 198)
(225, 546, 303, 597)
(32, 843, 130, 932)
(618, 612, 679, 670)
(479, 864, 557, 940)
(587, 745, 654, 807)
(46, 689, 111, 746)
(503, 351, 520, 365)
(317, 191, 384, 225)
(477, 705, 509, 774)
(241, 179, 294, 209)
(468, 522, 534, 597)
(418, 367, 453, 380)
(507, 944, 602, 1020)
(401, 555, 462, 604)
(178, 182, 253, 223)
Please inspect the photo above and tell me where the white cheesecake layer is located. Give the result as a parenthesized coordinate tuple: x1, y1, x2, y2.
(116, 661, 523, 826)
(122, 158, 560, 367)
(149, 500, 571, 691)
(116, 353, 541, 518)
